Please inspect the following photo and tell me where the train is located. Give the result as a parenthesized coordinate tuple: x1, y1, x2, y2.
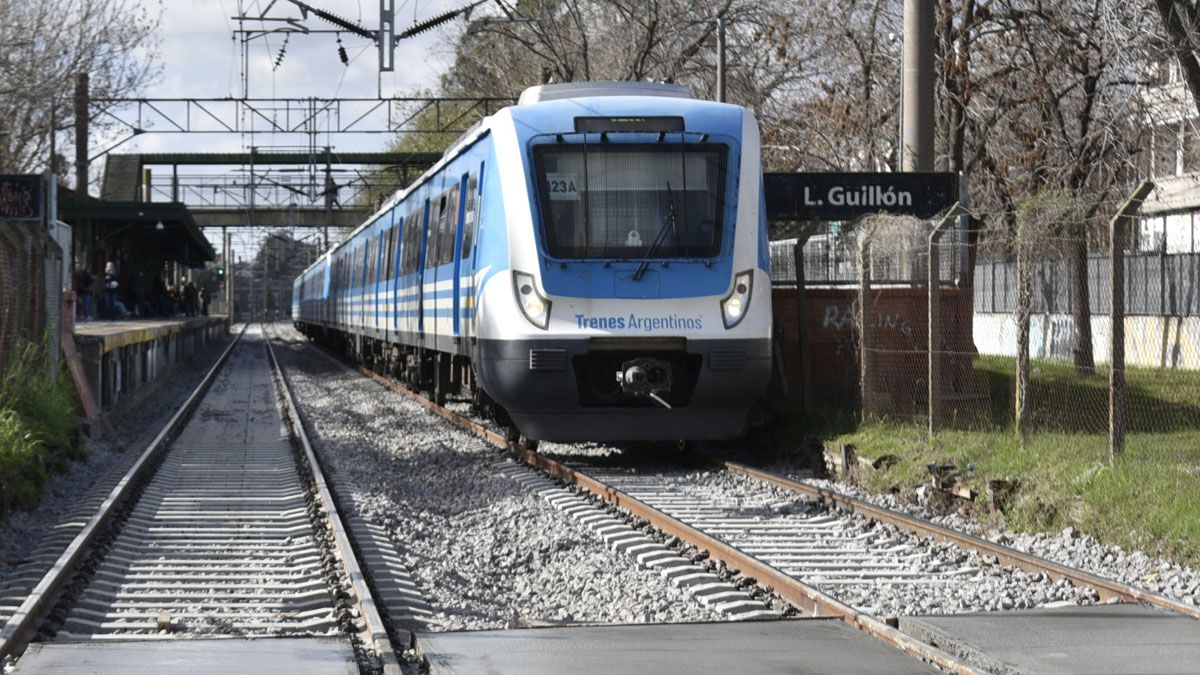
(293, 81, 771, 444)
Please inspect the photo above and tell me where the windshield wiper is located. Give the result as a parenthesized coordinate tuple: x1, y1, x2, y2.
(633, 181, 678, 281)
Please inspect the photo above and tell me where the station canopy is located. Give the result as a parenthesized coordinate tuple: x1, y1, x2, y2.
(58, 192, 216, 267)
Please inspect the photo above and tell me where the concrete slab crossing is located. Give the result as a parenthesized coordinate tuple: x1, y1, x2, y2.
(899, 603, 1200, 674)
(419, 619, 937, 674)
(12, 637, 357, 674)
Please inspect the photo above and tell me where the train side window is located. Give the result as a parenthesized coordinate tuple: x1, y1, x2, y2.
(426, 196, 443, 270)
(401, 213, 411, 274)
(410, 211, 419, 273)
(403, 212, 414, 274)
(461, 173, 478, 258)
(366, 237, 375, 287)
(366, 237, 374, 286)
(421, 200, 432, 271)
(382, 227, 391, 281)
(402, 214, 410, 273)
(372, 233, 382, 284)
(363, 242, 370, 287)
(386, 218, 398, 279)
(424, 202, 435, 270)
(443, 184, 460, 265)
(410, 210, 420, 274)
(364, 241, 372, 286)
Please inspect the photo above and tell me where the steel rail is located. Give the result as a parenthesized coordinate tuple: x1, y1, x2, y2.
(711, 459, 1200, 620)
(290, 337, 981, 674)
(0, 324, 247, 662)
(264, 329, 401, 675)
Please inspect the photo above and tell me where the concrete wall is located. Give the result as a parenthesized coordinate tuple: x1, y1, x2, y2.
(973, 312, 1200, 369)
(773, 286, 980, 417)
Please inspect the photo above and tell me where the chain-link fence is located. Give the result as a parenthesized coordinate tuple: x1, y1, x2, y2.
(770, 186, 1200, 458)
(0, 218, 62, 372)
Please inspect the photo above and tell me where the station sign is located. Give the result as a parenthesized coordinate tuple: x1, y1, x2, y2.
(0, 175, 43, 222)
(764, 172, 960, 221)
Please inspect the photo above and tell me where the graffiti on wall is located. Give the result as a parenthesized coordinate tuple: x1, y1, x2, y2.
(821, 304, 914, 338)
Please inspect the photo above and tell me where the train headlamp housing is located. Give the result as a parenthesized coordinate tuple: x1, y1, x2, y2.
(514, 270, 551, 330)
(721, 270, 753, 329)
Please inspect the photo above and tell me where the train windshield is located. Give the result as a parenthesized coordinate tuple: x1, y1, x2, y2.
(532, 140, 730, 260)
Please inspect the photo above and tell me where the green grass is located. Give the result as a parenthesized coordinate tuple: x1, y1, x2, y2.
(0, 339, 84, 517)
(760, 356, 1200, 566)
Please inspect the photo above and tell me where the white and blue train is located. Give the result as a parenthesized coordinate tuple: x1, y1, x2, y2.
(293, 81, 771, 443)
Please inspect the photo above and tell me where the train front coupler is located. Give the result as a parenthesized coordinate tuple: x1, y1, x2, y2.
(616, 357, 673, 409)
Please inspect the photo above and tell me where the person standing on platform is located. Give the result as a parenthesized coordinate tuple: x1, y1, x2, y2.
(199, 286, 210, 316)
(151, 271, 168, 317)
(76, 266, 95, 321)
(103, 262, 129, 319)
(184, 281, 198, 317)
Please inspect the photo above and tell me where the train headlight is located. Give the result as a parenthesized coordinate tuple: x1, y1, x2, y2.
(721, 270, 753, 329)
(514, 270, 551, 330)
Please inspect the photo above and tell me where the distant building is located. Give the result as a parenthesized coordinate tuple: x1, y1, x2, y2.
(1139, 62, 1200, 253)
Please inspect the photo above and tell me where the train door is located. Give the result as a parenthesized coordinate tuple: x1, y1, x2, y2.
(400, 210, 415, 338)
(387, 213, 400, 342)
(424, 193, 446, 344)
(451, 174, 469, 340)
(358, 243, 368, 334)
(417, 199, 431, 337)
(461, 166, 482, 344)
(373, 227, 384, 335)
(321, 261, 330, 327)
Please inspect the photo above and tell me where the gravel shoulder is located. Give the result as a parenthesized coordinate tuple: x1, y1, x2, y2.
(787, 472, 1200, 607)
(0, 328, 236, 586)
(270, 326, 721, 631)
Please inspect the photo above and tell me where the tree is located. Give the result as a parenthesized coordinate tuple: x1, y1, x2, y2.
(440, 0, 803, 112)
(1153, 0, 1200, 116)
(0, 0, 162, 175)
(761, 0, 904, 172)
(969, 0, 1155, 375)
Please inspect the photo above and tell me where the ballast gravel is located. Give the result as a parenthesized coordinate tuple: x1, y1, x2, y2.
(270, 327, 721, 631)
(0, 329, 236, 589)
(794, 474, 1200, 608)
(539, 444, 1100, 617)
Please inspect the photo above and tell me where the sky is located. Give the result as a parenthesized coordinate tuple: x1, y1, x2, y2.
(119, 0, 465, 156)
(106, 0, 478, 261)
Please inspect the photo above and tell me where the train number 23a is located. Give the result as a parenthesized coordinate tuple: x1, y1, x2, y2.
(547, 173, 580, 201)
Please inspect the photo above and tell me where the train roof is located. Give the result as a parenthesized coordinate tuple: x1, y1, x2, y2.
(296, 83, 745, 279)
(517, 81, 691, 104)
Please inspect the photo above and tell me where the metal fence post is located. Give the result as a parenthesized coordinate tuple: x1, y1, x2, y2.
(928, 204, 965, 437)
(859, 231, 874, 421)
(1110, 181, 1155, 462)
(1015, 239, 1031, 440)
(793, 228, 817, 413)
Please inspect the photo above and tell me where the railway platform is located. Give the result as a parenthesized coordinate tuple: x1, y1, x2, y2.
(418, 619, 937, 674)
(71, 316, 229, 419)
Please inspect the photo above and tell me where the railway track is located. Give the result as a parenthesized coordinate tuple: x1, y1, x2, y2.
(0, 326, 396, 673)
(280, 325, 1200, 674)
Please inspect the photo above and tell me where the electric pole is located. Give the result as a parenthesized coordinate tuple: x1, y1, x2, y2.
(716, 19, 727, 103)
(74, 73, 89, 200)
(901, 0, 934, 172)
